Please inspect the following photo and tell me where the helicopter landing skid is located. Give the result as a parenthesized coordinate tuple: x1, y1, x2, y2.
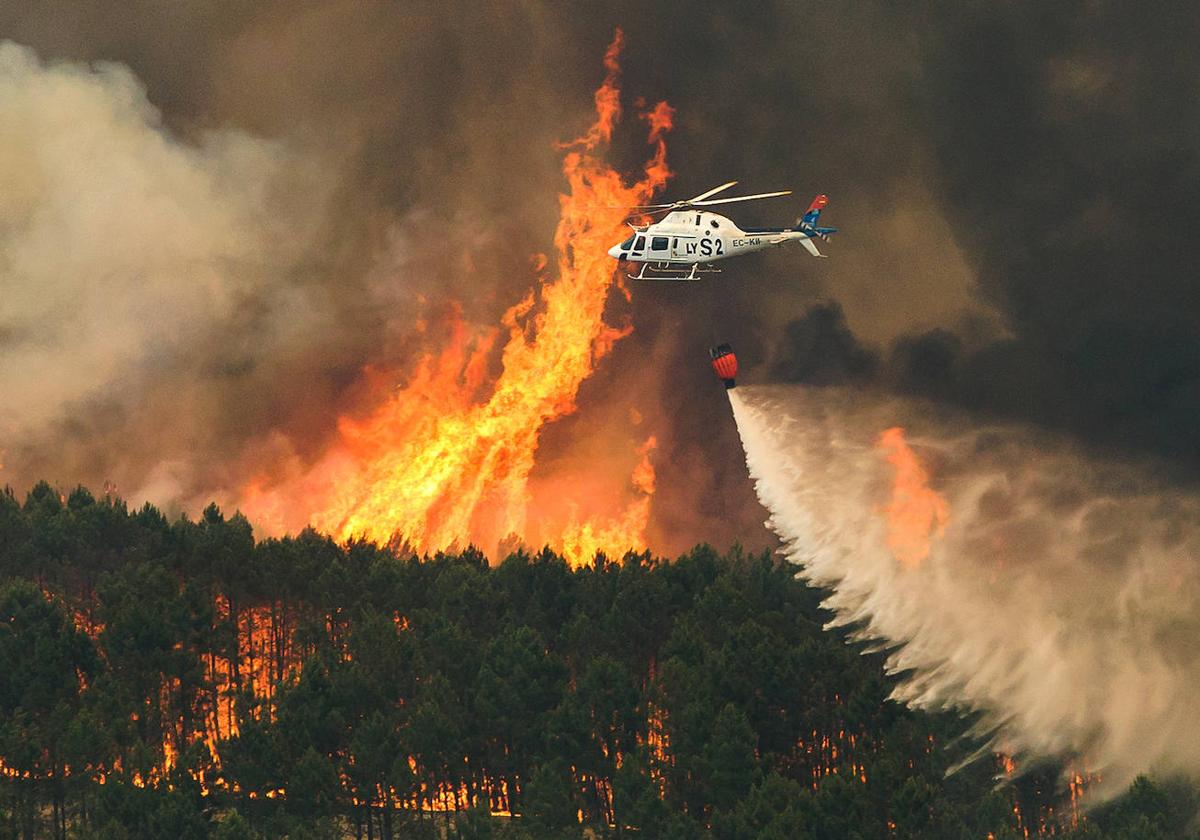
(627, 262, 720, 282)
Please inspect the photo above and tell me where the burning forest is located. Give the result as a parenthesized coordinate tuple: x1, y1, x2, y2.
(0, 487, 1126, 839)
(4, 1, 1200, 838)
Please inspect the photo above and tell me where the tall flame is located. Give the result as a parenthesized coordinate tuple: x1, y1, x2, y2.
(239, 31, 671, 563)
(876, 427, 949, 568)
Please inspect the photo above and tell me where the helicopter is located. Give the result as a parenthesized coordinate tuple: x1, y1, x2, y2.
(606, 182, 836, 281)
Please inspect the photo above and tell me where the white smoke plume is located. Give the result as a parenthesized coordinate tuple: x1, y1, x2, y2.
(0, 42, 341, 504)
(730, 384, 1200, 801)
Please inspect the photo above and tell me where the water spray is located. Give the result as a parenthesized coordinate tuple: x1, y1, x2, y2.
(722, 381, 1200, 803)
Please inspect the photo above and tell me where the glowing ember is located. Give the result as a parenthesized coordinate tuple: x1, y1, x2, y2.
(876, 427, 948, 568)
(239, 30, 671, 560)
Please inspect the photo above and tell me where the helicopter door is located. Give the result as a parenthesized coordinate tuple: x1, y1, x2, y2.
(629, 234, 647, 260)
(671, 236, 698, 260)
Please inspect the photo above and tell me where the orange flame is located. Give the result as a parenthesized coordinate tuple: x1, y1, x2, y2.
(876, 427, 948, 569)
(239, 30, 670, 562)
(559, 436, 656, 567)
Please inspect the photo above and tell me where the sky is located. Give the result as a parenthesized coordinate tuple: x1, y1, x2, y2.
(2, 1, 1198, 555)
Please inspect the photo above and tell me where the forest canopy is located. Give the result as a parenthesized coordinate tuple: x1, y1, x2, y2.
(0, 481, 1195, 840)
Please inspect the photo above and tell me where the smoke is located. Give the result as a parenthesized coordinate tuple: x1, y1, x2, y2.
(770, 302, 880, 386)
(0, 16, 579, 514)
(730, 383, 1200, 799)
(0, 42, 348, 498)
(0, 2, 982, 551)
(3, 1, 1199, 555)
(894, 4, 1200, 463)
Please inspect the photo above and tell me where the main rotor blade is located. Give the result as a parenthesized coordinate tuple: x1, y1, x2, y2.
(631, 207, 676, 218)
(604, 187, 789, 212)
(687, 181, 738, 203)
(614, 207, 675, 224)
(692, 190, 792, 207)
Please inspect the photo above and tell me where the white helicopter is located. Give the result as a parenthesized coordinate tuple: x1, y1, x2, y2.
(606, 182, 836, 281)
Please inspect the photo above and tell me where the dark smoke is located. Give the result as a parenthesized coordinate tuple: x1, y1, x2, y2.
(770, 303, 880, 386)
(904, 3, 1200, 462)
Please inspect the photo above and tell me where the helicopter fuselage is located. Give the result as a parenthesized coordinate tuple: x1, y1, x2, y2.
(606, 210, 820, 280)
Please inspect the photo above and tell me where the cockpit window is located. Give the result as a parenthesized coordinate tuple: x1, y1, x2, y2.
(620, 235, 635, 249)
(633, 236, 645, 251)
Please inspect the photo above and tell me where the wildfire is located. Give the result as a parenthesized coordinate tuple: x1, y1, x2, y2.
(559, 435, 656, 567)
(239, 30, 671, 564)
(876, 427, 948, 569)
